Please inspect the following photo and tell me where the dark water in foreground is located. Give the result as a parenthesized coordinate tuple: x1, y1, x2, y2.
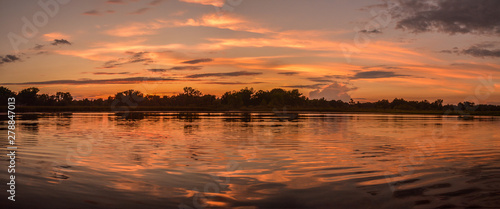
(1, 112, 500, 209)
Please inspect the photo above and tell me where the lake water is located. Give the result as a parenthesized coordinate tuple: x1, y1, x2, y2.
(1, 112, 500, 209)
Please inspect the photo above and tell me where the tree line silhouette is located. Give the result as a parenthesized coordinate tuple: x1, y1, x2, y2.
(1, 86, 500, 113)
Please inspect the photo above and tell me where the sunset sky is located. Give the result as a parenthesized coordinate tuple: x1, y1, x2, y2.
(1, 0, 499, 104)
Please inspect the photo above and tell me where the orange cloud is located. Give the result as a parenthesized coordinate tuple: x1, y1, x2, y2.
(179, 0, 225, 7)
(169, 13, 272, 34)
(54, 42, 185, 62)
(105, 22, 164, 37)
(105, 13, 271, 38)
(43, 32, 71, 41)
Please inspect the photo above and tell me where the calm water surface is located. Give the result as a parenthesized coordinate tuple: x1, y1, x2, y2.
(1, 112, 500, 209)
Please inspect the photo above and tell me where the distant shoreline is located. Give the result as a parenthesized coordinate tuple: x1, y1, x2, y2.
(5, 106, 500, 116)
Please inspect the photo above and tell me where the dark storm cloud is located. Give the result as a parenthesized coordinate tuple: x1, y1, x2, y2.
(441, 43, 500, 58)
(0, 54, 21, 64)
(51, 39, 71, 46)
(282, 84, 326, 89)
(391, 0, 500, 35)
(182, 58, 213, 64)
(278, 72, 299, 76)
(186, 71, 262, 78)
(0, 77, 177, 85)
(350, 70, 408, 79)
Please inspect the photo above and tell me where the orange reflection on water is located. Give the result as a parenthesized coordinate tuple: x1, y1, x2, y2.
(3, 113, 499, 208)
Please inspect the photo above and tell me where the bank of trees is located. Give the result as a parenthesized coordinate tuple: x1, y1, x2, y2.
(1, 86, 500, 112)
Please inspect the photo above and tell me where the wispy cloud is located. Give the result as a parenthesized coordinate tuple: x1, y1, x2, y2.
(278, 71, 299, 76)
(91, 72, 132, 75)
(178, 13, 270, 34)
(203, 81, 265, 85)
(33, 44, 44, 50)
(147, 66, 202, 72)
(182, 58, 213, 64)
(43, 32, 70, 41)
(359, 29, 381, 34)
(107, 0, 124, 4)
(350, 71, 409, 79)
(179, 0, 225, 7)
(169, 66, 203, 71)
(105, 12, 270, 38)
(105, 22, 163, 37)
(82, 10, 101, 16)
(0, 55, 21, 64)
(130, 8, 150, 15)
(186, 71, 262, 78)
(51, 39, 71, 46)
(147, 69, 167, 73)
(0, 77, 178, 85)
(102, 51, 154, 68)
(442, 43, 500, 58)
(150, 0, 165, 5)
(307, 77, 334, 83)
(282, 84, 325, 89)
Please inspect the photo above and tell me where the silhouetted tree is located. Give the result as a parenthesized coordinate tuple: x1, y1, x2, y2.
(17, 87, 39, 105)
(0, 86, 16, 103)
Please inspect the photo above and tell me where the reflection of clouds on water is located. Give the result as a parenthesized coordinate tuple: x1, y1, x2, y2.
(6, 113, 500, 209)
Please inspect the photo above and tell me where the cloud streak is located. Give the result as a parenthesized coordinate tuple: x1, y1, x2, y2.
(182, 58, 213, 64)
(350, 70, 408, 79)
(282, 84, 325, 89)
(359, 29, 381, 34)
(102, 51, 154, 68)
(0, 77, 178, 85)
(179, 0, 224, 7)
(82, 10, 101, 15)
(130, 8, 150, 15)
(203, 81, 265, 85)
(186, 71, 262, 78)
(147, 66, 203, 72)
(442, 43, 500, 58)
(92, 72, 132, 75)
(278, 71, 299, 76)
(107, 0, 124, 4)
